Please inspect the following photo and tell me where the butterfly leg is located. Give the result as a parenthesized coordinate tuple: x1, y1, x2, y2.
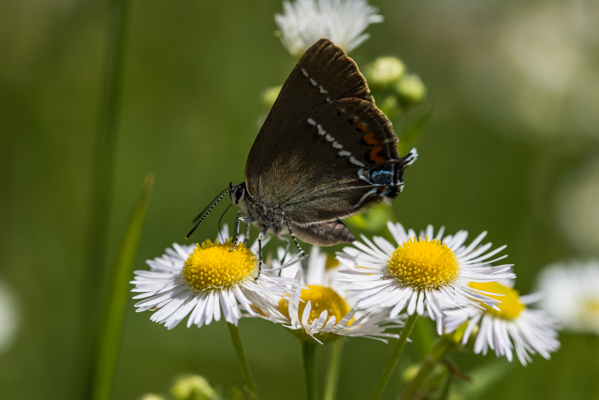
(284, 217, 306, 260)
(280, 237, 291, 264)
(244, 218, 250, 244)
(231, 213, 252, 252)
(255, 228, 268, 279)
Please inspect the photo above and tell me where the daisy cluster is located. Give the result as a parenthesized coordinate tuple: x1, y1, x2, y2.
(132, 219, 560, 365)
(131, 225, 402, 344)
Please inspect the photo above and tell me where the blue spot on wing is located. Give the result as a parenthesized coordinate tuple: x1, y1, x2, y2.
(371, 166, 394, 185)
(370, 166, 399, 199)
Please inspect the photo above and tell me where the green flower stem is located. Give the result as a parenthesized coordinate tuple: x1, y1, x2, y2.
(302, 340, 318, 400)
(397, 335, 457, 400)
(369, 313, 419, 400)
(324, 340, 344, 400)
(227, 323, 259, 400)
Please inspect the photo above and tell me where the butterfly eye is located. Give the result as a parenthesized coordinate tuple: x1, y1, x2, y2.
(234, 187, 244, 203)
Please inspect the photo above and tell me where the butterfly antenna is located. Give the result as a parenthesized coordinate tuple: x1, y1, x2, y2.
(217, 203, 233, 243)
(186, 187, 232, 240)
(191, 188, 229, 224)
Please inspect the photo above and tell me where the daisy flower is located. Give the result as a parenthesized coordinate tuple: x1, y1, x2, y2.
(338, 222, 515, 332)
(443, 281, 560, 365)
(269, 246, 403, 344)
(131, 225, 300, 329)
(536, 260, 599, 334)
(275, 0, 383, 58)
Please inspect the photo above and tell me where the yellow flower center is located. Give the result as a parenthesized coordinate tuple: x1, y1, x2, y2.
(279, 285, 352, 326)
(325, 254, 340, 270)
(585, 301, 599, 313)
(579, 301, 599, 325)
(182, 240, 257, 291)
(386, 237, 459, 289)
(469, 281, 525, 320)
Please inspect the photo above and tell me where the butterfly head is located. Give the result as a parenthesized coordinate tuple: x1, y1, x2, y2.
(230, 182, 247, 206)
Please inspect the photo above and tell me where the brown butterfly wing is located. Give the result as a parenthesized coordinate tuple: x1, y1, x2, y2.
(290, 220, 356, 246)
(256, 98, 407, 225)
(244, 39, 412, 230)
(245, 38, 369, 197)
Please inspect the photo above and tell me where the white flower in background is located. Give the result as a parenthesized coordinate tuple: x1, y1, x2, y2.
(131, 225, 301, 329)
(338, 222, 515, 332)
(270, 246, 402, 343)
(457, 1, 599, 139)
(275, 0, 383, 58)
(0, 279, 19, 354)
(536, 260, 599, 334)
(444, 281, 560, 365)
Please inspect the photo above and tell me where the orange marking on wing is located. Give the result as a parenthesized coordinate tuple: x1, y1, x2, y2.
(362, 132, 379, 145)
(356, 122, 369, 132)
(348, 116, 358, 124)
(369, 147, 386, 164)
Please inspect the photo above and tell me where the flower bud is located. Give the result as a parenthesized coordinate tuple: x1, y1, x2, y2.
(366, 57, 406, 87)
(395, 74, 426, 103)
(139, 395, 167, 400)
(171, 374, 219, 400)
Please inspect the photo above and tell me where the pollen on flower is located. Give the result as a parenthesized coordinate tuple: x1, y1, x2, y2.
(469, 281, 525, 320)
(182, 240, 257, 291)
(386, 237, 459, 289)
(279, 285, 352, 326)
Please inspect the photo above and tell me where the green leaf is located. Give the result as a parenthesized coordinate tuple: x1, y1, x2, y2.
(91, 173, 155, 400)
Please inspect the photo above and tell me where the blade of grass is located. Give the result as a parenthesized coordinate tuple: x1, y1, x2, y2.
(90, 174, 154, 400)
(79, 0, 130, 396)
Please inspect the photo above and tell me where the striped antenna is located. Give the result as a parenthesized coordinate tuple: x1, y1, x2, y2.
(185, 186, 233, 240)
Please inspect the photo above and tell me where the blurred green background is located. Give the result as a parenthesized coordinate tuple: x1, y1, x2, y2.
(2, 0, 599, 399)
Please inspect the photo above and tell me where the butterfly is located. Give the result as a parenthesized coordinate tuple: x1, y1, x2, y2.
(187, 38, 417, 271)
